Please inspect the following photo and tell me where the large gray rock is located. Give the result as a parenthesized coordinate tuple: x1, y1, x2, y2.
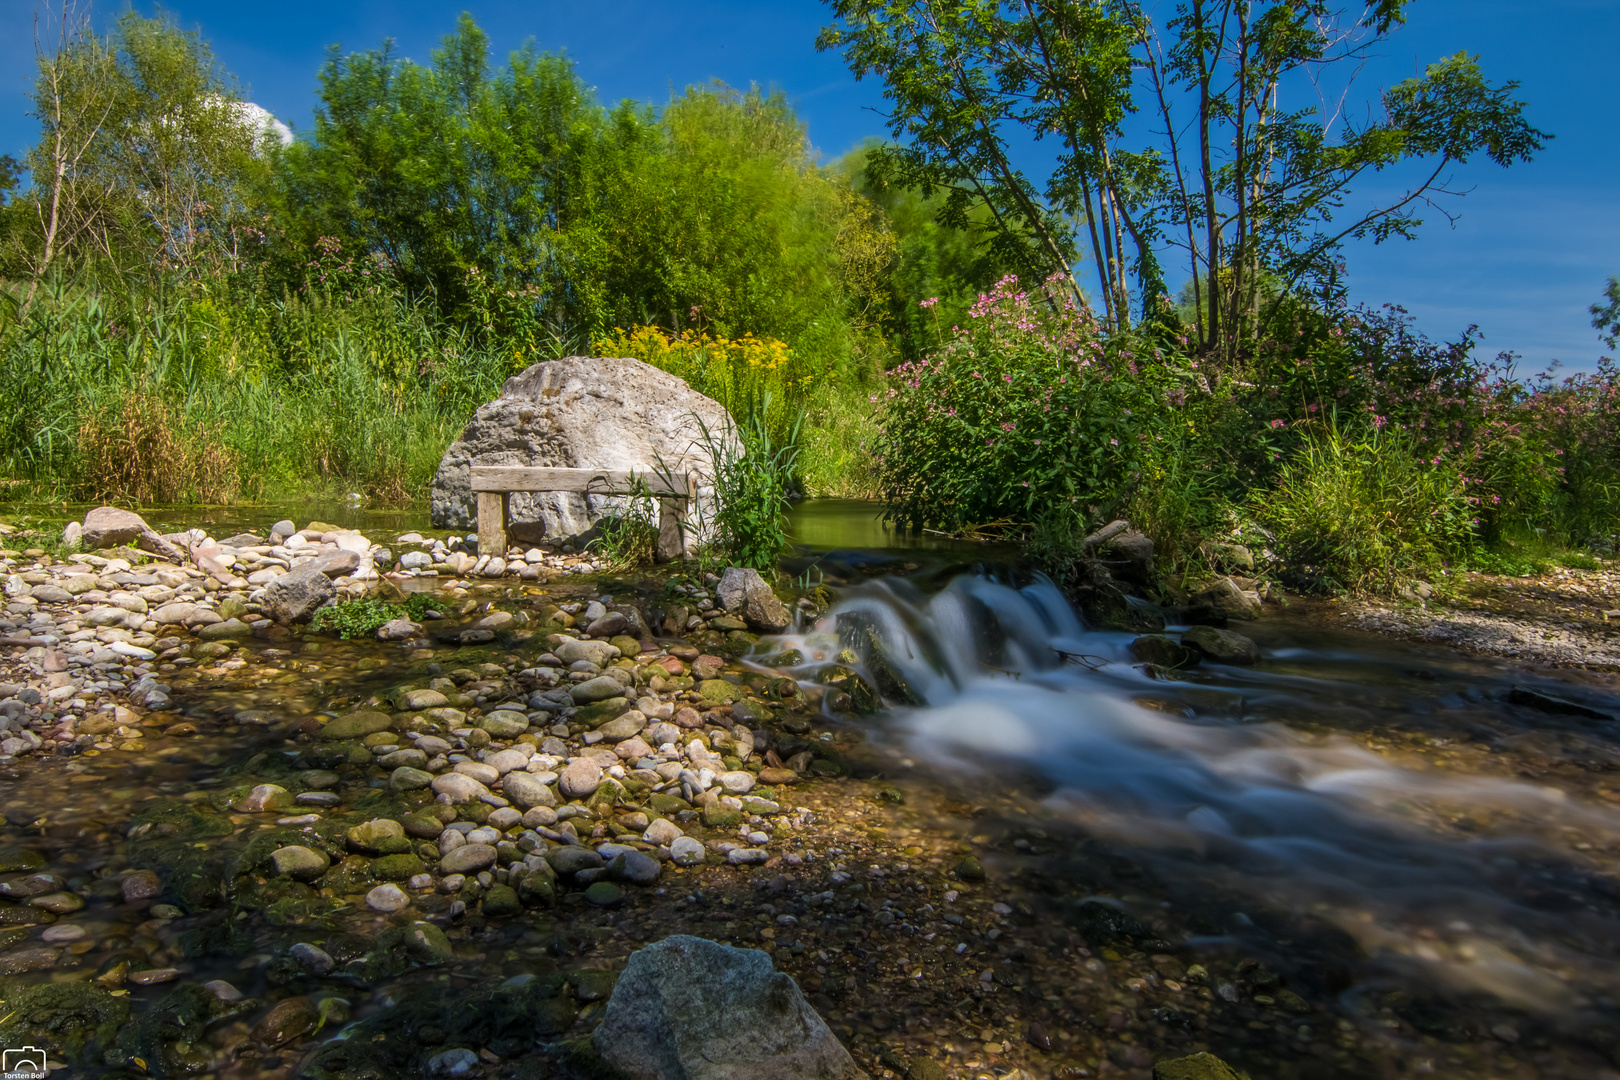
(80, 506, 183, 562)
(716, 568, 792, 634)
(261, 564, 334, 624)
(429, 357, 737, 551)
(593, 935, 868, 1080)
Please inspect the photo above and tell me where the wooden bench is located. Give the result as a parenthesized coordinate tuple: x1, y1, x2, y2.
(469, 466, 697, 563)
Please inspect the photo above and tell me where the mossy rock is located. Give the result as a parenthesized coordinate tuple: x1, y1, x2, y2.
(371, 853, 426, 881)
(0, 977, 132, 1060)
(610, 634, 642, 656)
(953, 855, 986, 882)
(574, 698, 628, 726)
(1153, 1052, 1252, 1080)
(702, 803, 742, 829)
(319, 710, 395, 740)
(649, 793, 690, 815)
(0, 846, 46, 873)
(482, 884, 522, 918)
(696, 679, 742, 705)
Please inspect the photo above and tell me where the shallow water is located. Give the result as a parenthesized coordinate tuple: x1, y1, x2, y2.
(5, 503, 1620, 1077)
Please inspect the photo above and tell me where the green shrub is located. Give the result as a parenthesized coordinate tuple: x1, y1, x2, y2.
(695, 395, 801, 571)
(308, 594, 442, 639)
(874, 274, 1165, 534)
(1253, 421, 1475, 593)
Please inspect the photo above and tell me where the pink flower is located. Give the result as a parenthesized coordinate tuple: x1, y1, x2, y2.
(1269, 419, 1286, 429)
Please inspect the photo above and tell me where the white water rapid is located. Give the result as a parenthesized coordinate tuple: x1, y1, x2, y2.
(764, 573, 1620, 1014)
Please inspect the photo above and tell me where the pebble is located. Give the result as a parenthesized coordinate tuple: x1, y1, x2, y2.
(366, 883, 410, 913)
(206, 980, 244, 1001)
(290, 941, 335, 976)
(666, 836, 705, 866)
(41, 923, 85, 942)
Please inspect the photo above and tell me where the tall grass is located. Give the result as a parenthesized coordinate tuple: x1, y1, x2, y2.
(694, 395, 802, 572)
(0, 271, 510, 505)
(1253, 421, 1475, 592)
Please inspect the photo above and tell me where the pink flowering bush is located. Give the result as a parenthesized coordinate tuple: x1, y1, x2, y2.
(873, 273, 1175, 533)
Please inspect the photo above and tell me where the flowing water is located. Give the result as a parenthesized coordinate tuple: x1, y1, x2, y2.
(3, 500, 1620, 1078)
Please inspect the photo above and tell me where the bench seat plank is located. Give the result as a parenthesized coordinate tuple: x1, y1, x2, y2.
(470, 465, 689, 497)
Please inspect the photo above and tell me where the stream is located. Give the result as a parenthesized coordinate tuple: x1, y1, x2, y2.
(2, 499, 1620, 1079)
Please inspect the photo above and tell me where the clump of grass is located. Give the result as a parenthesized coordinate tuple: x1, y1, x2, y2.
(588, 479, 661, 570)
(695, 395, 802, 572)
(75, 388, 240, 504)
(1253, 422, 1474, 593)
(309, 593, 442, 639)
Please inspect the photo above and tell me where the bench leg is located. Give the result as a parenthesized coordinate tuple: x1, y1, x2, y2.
(656, 497, 687, 562)
(477, 492, 509, 558)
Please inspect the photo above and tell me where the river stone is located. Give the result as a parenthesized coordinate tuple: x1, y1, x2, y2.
(390, 766, 434, 791)
(321, 711, 394, 739)
(366, 883, 410, 914)
(379, 747, 428, 769)
(253, 995, 321, 1046)
(1152, 1052, 1252, 1080)
(480, 711, 529, 737)
(290, 942, 336, 977)
(121, 869, 162, 900)
(593, 934, 868, 1080)
(347, 818, 406, 854)
(262, 563, 335, 623)
(440, 843, 499, 875)
(669, 836, 706, 867)
(1129, 634, 1201, 668)
(378, 618, 421, 641)
(572, 676, 627, 704)
(697, 679, 742, 705)
(428, 356, 735, 553)
(432, 773, 490, 802)
(371, 853, 427, 881)
(399, 688, 448, 710)
(718, 771, 755, 795)
(0, 848, 46, 873)
(198, 617, 251, 640)
(82, 506, 183, 561)
(608, 849, 662, 886)
(307, 549, 361, 577)
(643, 819, 683, 846)
(271, 846, 331, 881)
(237, 784, 293, 812)
(596, 711, 647, 741)
(547, 846, 606, 876)
(484, 748, 530, 774)
(1181, 625, 1261, 665)
(1187, 576, 1260, 622)
(502, 771, 559, 810)
(559, 758, 604, 799)
(717, 567, 793, 634)
(555, 638, 620, 667)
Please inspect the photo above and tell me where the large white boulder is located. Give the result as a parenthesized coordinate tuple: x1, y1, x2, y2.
(429, 357, 736, 552)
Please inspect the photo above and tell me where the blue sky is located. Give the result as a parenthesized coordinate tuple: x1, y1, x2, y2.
(2, 0, 1615, 372)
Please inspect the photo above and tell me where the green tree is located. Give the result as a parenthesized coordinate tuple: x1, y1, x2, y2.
(15, 9, 270, 286)
(1594, 276, 1620, 351)
(272, 14, 602, 326)
(818, 0, 1549, 356)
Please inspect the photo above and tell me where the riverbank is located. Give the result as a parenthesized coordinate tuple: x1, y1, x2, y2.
(1342, 564, 1620, 671)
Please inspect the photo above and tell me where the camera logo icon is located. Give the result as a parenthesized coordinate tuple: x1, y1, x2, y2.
(2, 1046, 47, 1079)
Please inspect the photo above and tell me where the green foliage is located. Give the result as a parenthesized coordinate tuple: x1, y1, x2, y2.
(1253, 421, 1474, 593)
(875, 273, 1159, 533)
(14, 10, 270, 283)
(587, 480, 661, 570)
(308, 593, 440, 639)
(696, 397, 802, 572)
(1594, 276, 1620, 351)
(819, 0, 1548, 354)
